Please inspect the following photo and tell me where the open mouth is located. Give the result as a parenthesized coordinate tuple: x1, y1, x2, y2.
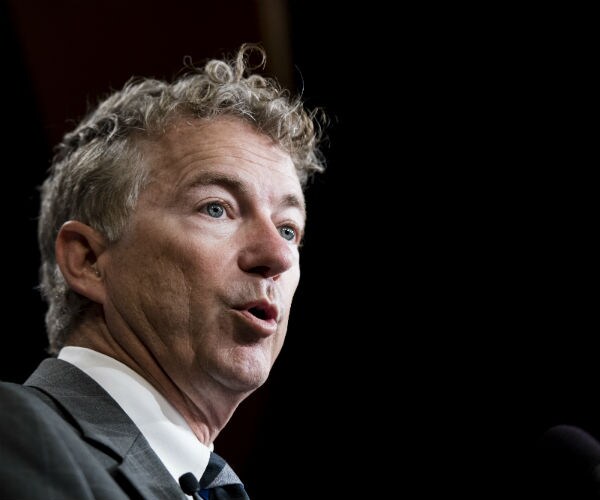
(232, 301, 279, 337)
(246, 304, 277, 322)
(248, 306, 268, 320)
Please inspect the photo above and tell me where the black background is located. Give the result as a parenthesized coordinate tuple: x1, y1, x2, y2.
(1, 1, 596, 497)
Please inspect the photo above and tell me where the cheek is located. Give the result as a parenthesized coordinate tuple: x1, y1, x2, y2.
(107, 239, 197, 329)
(283, 267, 302, 302)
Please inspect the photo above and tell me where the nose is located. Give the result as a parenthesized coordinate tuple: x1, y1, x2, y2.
(238, 216, 296, 279)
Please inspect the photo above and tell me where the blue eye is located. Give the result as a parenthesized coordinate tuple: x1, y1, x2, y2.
(206, 202, 225, 218)
(279, 226, 296, 241)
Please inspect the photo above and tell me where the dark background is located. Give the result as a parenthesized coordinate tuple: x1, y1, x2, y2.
(1, 1, 596, 497)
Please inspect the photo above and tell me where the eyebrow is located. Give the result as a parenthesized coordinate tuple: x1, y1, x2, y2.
(184, 172, 306, 220)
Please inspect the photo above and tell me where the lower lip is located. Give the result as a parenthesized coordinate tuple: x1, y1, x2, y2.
(233, 310, 278, 337)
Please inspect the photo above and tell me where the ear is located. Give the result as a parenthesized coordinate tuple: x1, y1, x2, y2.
(55, 220, 108, 304)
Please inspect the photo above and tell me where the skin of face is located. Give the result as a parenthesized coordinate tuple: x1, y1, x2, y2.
(99, 116, 305, 408)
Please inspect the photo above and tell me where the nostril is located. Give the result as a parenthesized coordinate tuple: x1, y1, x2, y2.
(247, 265, 270, 278)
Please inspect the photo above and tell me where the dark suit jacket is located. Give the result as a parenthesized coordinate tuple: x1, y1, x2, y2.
(0, 358, 188, 499)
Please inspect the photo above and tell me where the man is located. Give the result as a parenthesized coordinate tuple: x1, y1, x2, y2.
(0, 44, 325, 499)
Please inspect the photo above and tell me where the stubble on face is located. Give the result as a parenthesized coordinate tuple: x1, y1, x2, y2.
(101, 116, 305, 402)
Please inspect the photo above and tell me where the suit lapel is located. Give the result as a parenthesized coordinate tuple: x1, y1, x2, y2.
(25, 358, 187, 500)
(116, 432, 187, 499)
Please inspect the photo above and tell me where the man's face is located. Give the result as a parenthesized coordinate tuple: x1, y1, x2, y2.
(102, 116, 305, 396)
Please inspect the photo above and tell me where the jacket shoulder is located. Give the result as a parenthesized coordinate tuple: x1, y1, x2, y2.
(0, 381, 129, 500)
(0, 380, 57, 420)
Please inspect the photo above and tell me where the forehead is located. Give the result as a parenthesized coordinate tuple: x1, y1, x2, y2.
(141, 116, 302, 196)
(142, 117, 304, 210)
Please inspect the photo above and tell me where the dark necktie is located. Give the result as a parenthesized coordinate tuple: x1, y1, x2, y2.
(196, 451, 250, 500)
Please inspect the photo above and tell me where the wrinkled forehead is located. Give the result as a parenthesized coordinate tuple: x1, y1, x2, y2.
(143, 116, 295, 173)
(137, 116, 305, 212)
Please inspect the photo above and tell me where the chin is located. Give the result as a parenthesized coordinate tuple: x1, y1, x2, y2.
(214, 354, 272, 393)
(227, 367, 270, 393)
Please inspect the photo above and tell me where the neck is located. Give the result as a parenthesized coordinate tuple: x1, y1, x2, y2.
(65, 313, 249, 445)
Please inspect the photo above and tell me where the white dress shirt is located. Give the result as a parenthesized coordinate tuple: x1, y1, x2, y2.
(58, 346, 212, 486)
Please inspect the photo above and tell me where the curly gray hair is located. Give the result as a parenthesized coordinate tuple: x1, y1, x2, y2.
(38, 44, 326, 354)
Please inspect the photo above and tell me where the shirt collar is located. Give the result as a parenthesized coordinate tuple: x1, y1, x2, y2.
(58, 346, 212, 485)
